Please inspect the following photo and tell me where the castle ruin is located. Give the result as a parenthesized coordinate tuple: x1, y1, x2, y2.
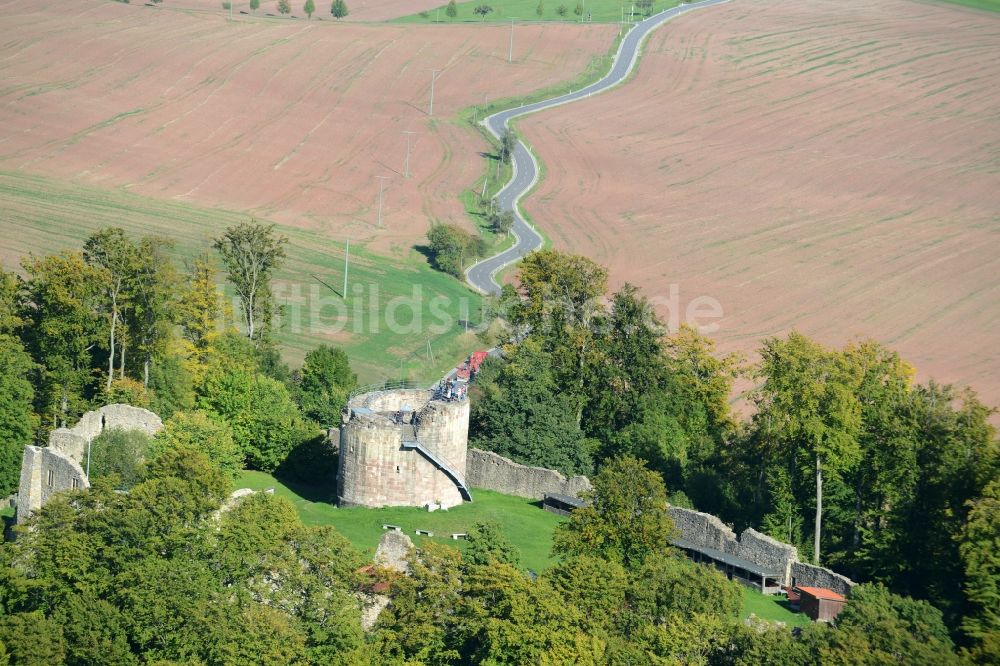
(16, 404, 163, 524)
(337, 388, 470, 509)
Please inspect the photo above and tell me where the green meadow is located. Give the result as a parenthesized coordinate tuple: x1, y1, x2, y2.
(237, 471, 564, 572)
(394, 0, 678, 24)
(0, 170, 486, 384)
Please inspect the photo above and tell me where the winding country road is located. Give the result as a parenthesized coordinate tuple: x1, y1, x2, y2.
(465, 0, 729, 295)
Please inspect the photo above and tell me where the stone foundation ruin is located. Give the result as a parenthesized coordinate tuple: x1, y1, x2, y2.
(337, 388, 470, 509)
(16, 404, 163, 524)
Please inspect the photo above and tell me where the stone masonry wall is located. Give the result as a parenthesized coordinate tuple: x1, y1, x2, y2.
(16, 446, 89, 524)
(735, 528, 798, 586)
(668, 506, 852, 592)
(791, 562, 856, 598)
(338, 390, 468, 509)
(669, 506, 738, 552)
(466, 449, 592, 500)
(16, 404, 162, 523)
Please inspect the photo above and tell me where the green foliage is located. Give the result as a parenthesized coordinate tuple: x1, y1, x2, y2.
(331, 0, 349, 17)
(554, 455, 674, 567)
(471, 339, 593, 475)
(0, 266, 22, 335)
(88, 428, 153, 490)
(297, 344, 356, 427)
(0, 612, 66, 666)
(574, 0, 583, 14)
(959, 479, 1000, 651)
(425, 223, 485, 278)
(198, 363, 315, 471)
(147, 352, 195, 417)
(835, 583, 958, 664)
(250, 0, 260, 11)
(446, 0, 457, 17)
(0, 336, 36, 496)
(213, 221, 287, 343)
(84, 227, 140, 390)
(498, 128, 516, 165)
(543, 554, 628, 634)
(104, 377, 152, 409)
(753, 331, 862, 564)
(278, 0, 292, 14)
(630, 555, 742, 622)
(0, 450, 365, 664)
(153, 410, 242, 478)
(464, 520, 520, 567)
(276, 429, 338, 486)
(536, 0, 544, 15)
(21, 251, 105, 427)
(473, 3, 494, 19)
(557, 3, 568, 15)
(304, 0, 315, 16)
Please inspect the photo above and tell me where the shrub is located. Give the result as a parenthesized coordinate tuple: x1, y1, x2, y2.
(153, 411, 242, 479)
(88, 429, 153, 490)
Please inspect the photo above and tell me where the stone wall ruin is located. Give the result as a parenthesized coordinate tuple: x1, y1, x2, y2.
(16, 404, 163, 524)
(668, 506, 856, 597)
(465, 449, 592, 500)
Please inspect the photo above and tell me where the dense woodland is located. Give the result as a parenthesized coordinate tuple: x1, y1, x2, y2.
(0, 229, 996, 663)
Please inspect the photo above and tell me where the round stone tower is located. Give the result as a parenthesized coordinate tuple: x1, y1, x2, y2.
(337, 388, 470, 509)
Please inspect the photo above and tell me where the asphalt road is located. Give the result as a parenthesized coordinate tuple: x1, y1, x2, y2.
(464, 0, 729, 295)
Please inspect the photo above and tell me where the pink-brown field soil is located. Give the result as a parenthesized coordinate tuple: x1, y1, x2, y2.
(0, 0, 614, 254)
(517, 0, 1000, 406)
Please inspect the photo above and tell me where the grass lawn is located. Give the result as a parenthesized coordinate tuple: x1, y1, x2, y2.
(395, 0, 678, 24)
(741, 586, 810, 627)
(235, 471, 813, 625)
(0, 171, 486, 385)
(236, 470, 564, 572)
(931, 0, 1000, 11)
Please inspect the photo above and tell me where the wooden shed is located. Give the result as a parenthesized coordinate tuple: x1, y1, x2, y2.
(796, 586, 847, 622)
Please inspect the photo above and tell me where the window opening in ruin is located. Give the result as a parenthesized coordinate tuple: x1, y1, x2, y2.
(396, 466, 400, 473)
(47, 470, 54, 487)
(72, 478, 79, 489)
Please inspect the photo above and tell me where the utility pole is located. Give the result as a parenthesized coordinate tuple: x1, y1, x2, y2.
(343, 238, 350, 298)
(508, 19, 516, 63)
(402, 131, 417, 178)
(428, 69, 441, 117)
(376, 176, 390, 228)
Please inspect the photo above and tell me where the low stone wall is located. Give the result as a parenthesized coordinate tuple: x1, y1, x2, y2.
(791, 561, 855, 598)
(466, 449, 591, 500)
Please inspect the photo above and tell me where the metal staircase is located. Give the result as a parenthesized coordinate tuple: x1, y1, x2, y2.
(400, 438, 473, 502)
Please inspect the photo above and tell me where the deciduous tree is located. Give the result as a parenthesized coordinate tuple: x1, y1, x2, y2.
(753, 332, 862, 564)
(0, 336, 36, 496)
(22, 251, 105, 427)
(554, 455, 674, 567)
(296, 344, 356, 427)
(84, 228, 141, 390)
(213, 221, 287, 344)
(331, 0, 348, 18)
